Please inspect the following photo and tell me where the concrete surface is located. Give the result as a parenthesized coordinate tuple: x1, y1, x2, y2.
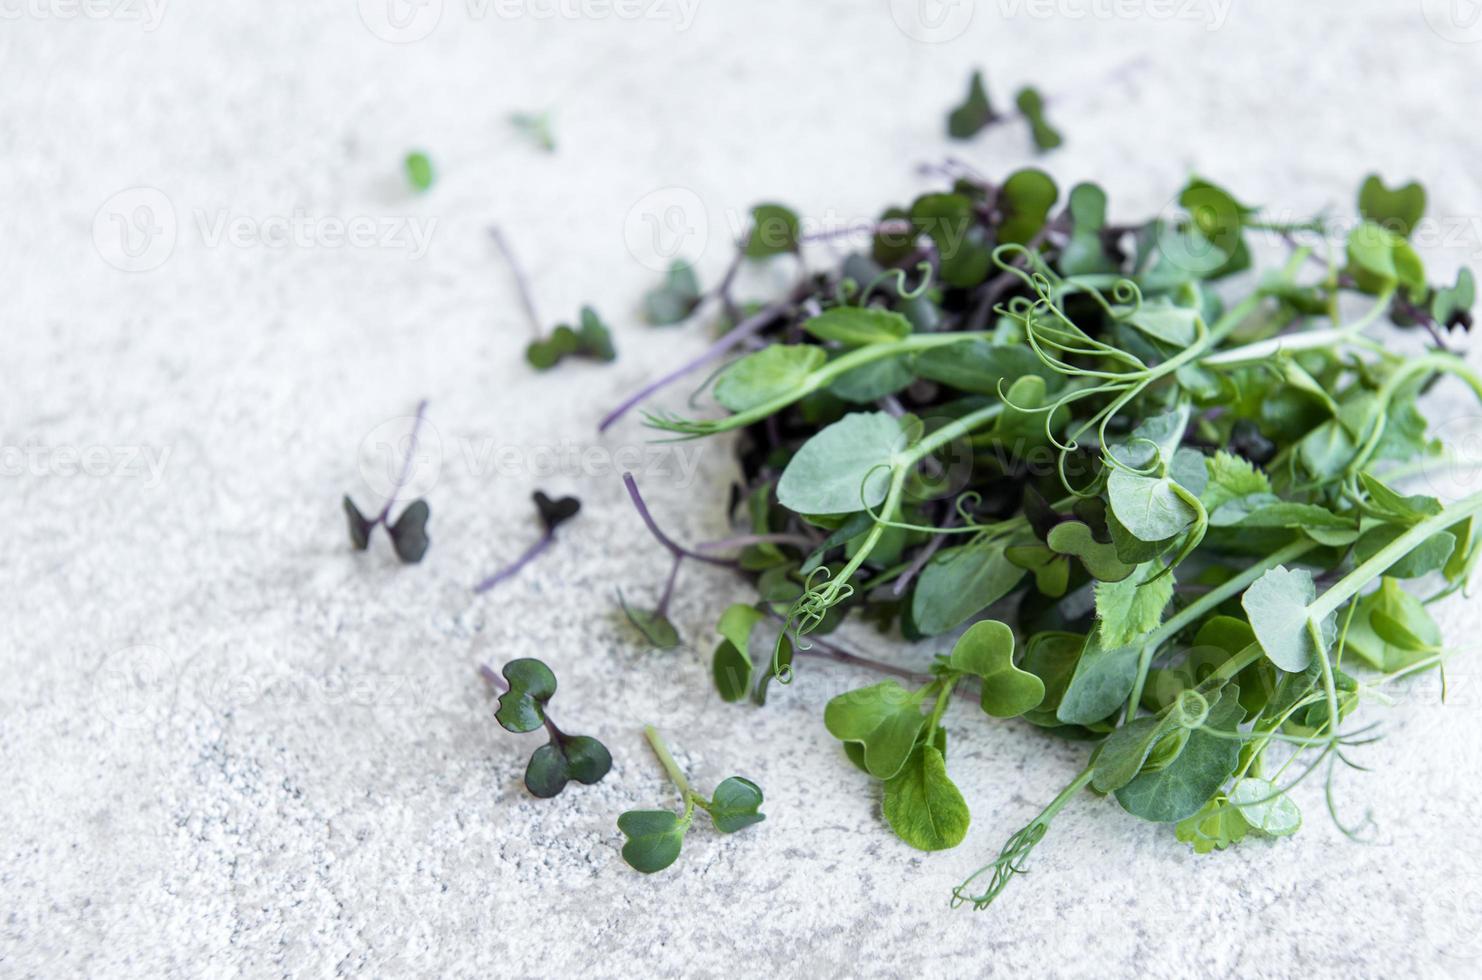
(4, 1, 1482, 977)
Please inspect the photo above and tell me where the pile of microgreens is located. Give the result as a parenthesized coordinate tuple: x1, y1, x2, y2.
(597, 164, 1480, 908)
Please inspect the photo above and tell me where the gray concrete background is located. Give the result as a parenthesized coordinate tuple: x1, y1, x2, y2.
(4, 1, 1482, 977)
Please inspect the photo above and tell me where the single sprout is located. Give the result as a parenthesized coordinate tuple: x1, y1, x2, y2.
(473, 491, 581, 594)
(343, 398, 432, 563)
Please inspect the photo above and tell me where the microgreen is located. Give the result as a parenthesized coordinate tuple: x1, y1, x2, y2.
(474, 490, 580, 593)
(510, 111, 556, 152)
(343, 399, 432, 563)
(946, 70, 1063, 153)
(489, 226, 617, 370)
(617, 726, 765, 873)
(479, 659, 611, 798)
(591, 165, 1482, 910)
(404, 151, 434, 192)
(644, 260, 703, 325)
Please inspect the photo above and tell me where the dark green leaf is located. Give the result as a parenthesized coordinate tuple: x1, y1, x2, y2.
(745, 203, 801, 258)
(708, 776, 766, 833)
(525, 734, 612, 798)
(911, 540, 1026, 636)
(947, 70, 995, 139)
(948, 619, 1045, 718)
(344, 496, 373, 551)
(618, 810, 686, 873)
(495, 658, 557, 733)
(388, 499, 430, 563)
(775, 412, 907, 515)
(882, 745, 970, 851)
(823, 681, 927, 780)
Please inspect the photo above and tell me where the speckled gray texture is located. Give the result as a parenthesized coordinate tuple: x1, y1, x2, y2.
(4, 2, 1482, 977)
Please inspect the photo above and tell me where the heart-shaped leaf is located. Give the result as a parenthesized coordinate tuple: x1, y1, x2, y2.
(1358, 174, 1426, 239)
(388, 499, 430, 563)
(1005, 543, 1071, 598)
(533, 491, 581, 532)
(1046, 521, 1135, 582)
(644, 259, 702, 325)
(524, 734, 612, 798)
(708, 776, 766, 833)
(882, 745, 970, 851)
(1014, 86, 1062, 152)
(947, 69, 995, 139)
(495, 658, 558, 733)
(948, 620, 1044, 718)
(344, 496, 373, 550)
(744, 203, 800, 258)
(998, 168, 1058, 245)
(617, 810, 687, 873)
(823, 681, 927, 780)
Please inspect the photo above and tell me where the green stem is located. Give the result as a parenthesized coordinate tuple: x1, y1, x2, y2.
(1309, 488, 1482, 620)
(1124, 538, 1318, 720)
(643, 725, 692, 801)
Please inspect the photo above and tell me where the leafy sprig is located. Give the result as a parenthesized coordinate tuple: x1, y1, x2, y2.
(617, 726, 765, 873)
(479, 659, 612, 798)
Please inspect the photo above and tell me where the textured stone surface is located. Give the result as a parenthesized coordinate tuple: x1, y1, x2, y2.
(4, 2, 1482, 976)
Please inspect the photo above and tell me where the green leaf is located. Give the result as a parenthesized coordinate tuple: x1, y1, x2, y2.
(1046, 521, 1135, 582)
(617, 810, 687, 873)
(495, 658, 558, 733)
(1432, 266, 1475, 327)
(1358, 174, 1426, 239)
(712, 604, 764, 702)
(644, 260, 702, 325)
(1095, 562, 1175, 649)
(912, 340, 1055, 395)
(1347, 221, 1425, 300)
(1200, 451, 1271, 516)
(947, 69, 995, 139)
(910, 540, 1026, 636)
(998, 168, 1058, 245)
(713, 344, 826, 413)
(404, 151, 434, 191)
(827, 354, 916, 403)
(1228, 777, 1301, 836)
(745, 203, 801, 258)
(803, 307, 912, 346)
(882, 745, 971, 851)
(1014, 86, 1062, 152)
(1354, 525, 1456, 579)
(708, 776, 766, 833)
(524, 734, 612, 798)
(1175, 798, 1250, 854)
(1177, 177, 1250, 277)
(1241, 566, 1332, 673)
(948, 620, 1044, 718)
(1059, 182, 1114, 275)
(343, 496, 373, 551)
(388, 499, 431, 563)
(1115, 687, 1243, 822)
(1092, 716, 1173, 793)
(823, 681, 927, 780)
(1107, 468, 1198, 543)
(1358, 472, 1442, 524)
(911, 193, 992, 287)
(619, 591, 681, 649)
(1344, 578, 1441, 672)
(1056, 631, 1139, 726)
(775, 412, 907, 515)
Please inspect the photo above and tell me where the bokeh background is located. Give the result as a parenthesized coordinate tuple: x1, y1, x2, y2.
(4, 1, 1482, 975)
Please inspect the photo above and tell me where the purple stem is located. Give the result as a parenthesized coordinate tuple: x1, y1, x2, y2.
(695, 532, 815, 552)
(472, 531, 554, 594)
(655, 553, 683, 618)
(490, 226, 544, 339)
(374, 399, 429, 525)
(622, 472, 736, 567)
(597, 294, 798, 432)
